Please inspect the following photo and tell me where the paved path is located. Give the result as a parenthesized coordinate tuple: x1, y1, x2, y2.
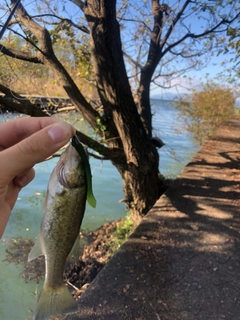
(68, 120, 240, 320)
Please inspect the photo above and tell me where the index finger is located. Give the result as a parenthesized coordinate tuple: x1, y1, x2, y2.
(0, 120, 75, 186)
(0, 117, 58, 148)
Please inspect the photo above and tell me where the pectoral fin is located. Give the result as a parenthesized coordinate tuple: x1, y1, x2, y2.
(28, 236, 45, 262)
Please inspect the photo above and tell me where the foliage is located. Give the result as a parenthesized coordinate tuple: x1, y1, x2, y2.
(227, 26, 240, 60)
(175, 82, 236, 144)
(113, 215, 134, 249)
(216, 9, 240, 82)
(0, 37, 48, 88)
(0, 34, 93, 97)
(104, 215, 134, 259)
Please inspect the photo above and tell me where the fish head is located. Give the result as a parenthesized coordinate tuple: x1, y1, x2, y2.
(56, 144, 85, 189)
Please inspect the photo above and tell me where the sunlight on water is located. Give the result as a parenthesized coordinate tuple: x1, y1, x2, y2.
(0, 100, 199, 319)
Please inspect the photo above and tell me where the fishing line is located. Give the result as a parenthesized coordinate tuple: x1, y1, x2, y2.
(0, 0, 21, 41)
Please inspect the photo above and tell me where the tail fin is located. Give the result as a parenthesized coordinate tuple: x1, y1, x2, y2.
(33, 284, 78, 320)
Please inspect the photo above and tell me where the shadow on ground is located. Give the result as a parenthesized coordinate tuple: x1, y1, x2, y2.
(66, 120, 240, 320)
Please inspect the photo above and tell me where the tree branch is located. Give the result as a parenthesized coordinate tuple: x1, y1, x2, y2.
(10, 0, 99, 131)
(160, 0, 191, 51)
(0, 96, 49, 116)
(119, 17, 152, 33)
(123, 51, 143, 70)
(11, 0, 54, 56)
(161, 8, 240, 58)
(0, 44, 42, 63)
(0, 84, 48, 117)
(137, 0, 173, 136)
(0, 84, 123, 161)
(32, 14, 89, 34)
(75, 131, 124, 161)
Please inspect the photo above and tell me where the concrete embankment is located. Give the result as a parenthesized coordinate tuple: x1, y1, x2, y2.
(68, 120, 240, 320)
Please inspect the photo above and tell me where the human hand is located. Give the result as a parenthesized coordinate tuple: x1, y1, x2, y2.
(0, 117, 75, 237)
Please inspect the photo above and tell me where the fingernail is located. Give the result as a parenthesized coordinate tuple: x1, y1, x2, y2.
(48, 122, 74, 143)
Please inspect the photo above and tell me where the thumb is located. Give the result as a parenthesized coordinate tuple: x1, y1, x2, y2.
(0, 121, 75, 185)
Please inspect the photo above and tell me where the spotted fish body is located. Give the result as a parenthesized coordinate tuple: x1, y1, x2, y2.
(29, 144, 87, 320)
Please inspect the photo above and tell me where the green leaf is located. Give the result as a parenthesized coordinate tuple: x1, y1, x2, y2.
(72, 135, 96, 208)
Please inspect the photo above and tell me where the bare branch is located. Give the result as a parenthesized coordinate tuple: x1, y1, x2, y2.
(75, 131, 124, 162)
(0, 44, 42, 63)
(0, 96, 49, 116)
(161, 10, 240, 58)
(119, 17, 152, 33)
(0, 84, 48, 117)
(160, 0, 191, 50)
(0, 84, 22, 98)
(32, 14, 89, 34)
(123, 51, 143, 70)
(168, 47, 208, 59)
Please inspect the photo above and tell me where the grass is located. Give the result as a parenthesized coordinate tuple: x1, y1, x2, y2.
(104, 215, 134, 260)
(113, 215, 134, 249)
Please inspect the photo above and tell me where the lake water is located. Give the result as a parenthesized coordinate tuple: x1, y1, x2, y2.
(0, 99, 199, 319)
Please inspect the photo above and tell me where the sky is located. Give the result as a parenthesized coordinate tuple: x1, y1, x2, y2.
(151, 52, 239, 99)
(0, 0, 239, 98)
(151, 55, 236, 99)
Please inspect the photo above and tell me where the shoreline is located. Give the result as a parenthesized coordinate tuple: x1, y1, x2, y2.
(4, 219, 126, 298)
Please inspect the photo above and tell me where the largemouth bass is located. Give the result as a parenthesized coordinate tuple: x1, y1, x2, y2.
(29, 142, 88, 320)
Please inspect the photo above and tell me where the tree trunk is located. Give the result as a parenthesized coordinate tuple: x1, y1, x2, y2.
(84, 0, 162, 224)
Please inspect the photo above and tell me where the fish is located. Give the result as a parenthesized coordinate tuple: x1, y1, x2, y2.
(28, 142, 88, 320)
